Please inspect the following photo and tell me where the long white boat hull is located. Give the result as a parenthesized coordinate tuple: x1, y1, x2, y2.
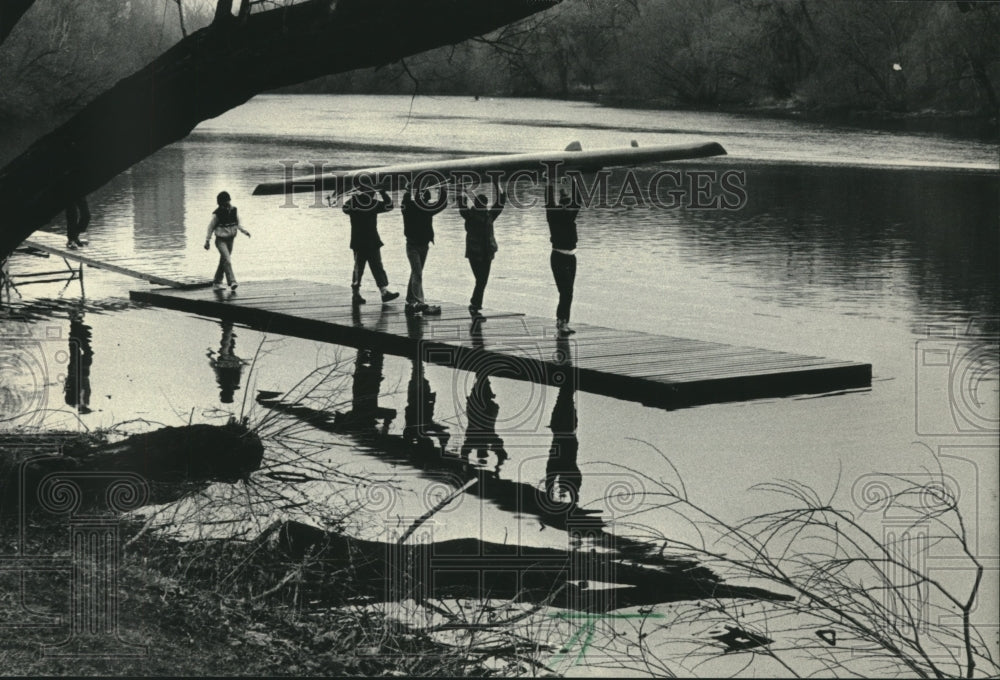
(252, 141, 727, 197)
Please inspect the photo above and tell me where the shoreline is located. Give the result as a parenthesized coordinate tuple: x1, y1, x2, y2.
(282, 88, 1000, 141)
(575, 93, 998, 140)
(3, 94, 996, 165)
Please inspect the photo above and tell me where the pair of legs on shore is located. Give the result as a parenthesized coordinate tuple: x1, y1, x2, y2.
(405, 242, 440, 315)
(551, 251, 576, 334)
(213, 236, 238, 290)
(352, 248, 398, 303)
(66, 197, 90, 249)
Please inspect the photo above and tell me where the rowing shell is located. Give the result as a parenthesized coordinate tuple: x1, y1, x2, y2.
(252, 141, 727, 197)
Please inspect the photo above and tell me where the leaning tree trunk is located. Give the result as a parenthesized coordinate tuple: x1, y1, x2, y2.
(0, 0, 559, 260)
(0, 0, 35, 46)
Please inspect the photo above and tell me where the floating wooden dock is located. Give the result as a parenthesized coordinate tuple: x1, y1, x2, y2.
(22, 230, 210, 289)
(130, 279, 871, 410)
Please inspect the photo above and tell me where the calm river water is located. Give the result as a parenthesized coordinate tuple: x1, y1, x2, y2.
(2, 95, 997, 674)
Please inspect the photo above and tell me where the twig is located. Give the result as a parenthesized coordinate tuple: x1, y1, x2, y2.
(397, 476, 478, 545)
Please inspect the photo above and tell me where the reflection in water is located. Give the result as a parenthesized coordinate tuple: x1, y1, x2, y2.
(459, 371, 508, 471)
(335, 348, 395, 434)
(207, 321, 246, 404)
(64, 304, 93, 414)
(404, 358, 450, 453)
(255, 355, 595, 532)
(469, 315, 486, 350)
(545, 379, 580, 506)
(603, 165, 999, 323)
(131, 146, 187, 251)
(402, 313, 451, 449)
(252, 355, 795, 610)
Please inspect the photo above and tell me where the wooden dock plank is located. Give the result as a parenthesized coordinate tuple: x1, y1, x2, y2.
(129, 279, 872, 410)
(23, 231, 210, 289)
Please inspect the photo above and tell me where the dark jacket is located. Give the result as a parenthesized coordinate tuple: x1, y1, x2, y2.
(213, 206, 239, 236)
(343, 192, 392, 251)
(545, 184, 579, 251)
(459, 190, 505, 260)
(401, 188, 447, 246)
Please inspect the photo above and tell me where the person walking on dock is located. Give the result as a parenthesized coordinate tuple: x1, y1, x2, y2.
(65, 196, 90, 250)
(402, 185, 447, 316)
(459, 179, 505, 318)
(343, 189, 399, 305)
(204, 190, 251, 291)
(545, 179, 580, 335)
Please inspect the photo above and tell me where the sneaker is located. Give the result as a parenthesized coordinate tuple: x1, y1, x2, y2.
(230, 282, 239, 291)
(352, 292, 366, 305)
(557, 320, 576, 336)
(74, 238, 88, 247)
(212, 282, 226, 290)
(67, 241, 78, 250)
(422, 304, 442, 315)
(404, 303, 421, 317)
(381, 290, 400, 303)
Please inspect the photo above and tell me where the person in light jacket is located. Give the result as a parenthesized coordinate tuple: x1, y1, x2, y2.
(204, 190, 251, 291)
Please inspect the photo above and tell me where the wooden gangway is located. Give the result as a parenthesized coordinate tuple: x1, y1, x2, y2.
(130, 279, 871, 410)
(20, 230, 210, 289)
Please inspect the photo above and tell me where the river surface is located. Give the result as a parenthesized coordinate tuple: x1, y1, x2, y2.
(2, 95, 998, 675)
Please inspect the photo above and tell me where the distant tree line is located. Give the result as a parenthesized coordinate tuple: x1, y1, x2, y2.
(303, 0, 999, 116)
(2, 0, 998, 122)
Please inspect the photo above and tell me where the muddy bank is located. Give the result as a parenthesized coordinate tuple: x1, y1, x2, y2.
(0, 422, 263, 515)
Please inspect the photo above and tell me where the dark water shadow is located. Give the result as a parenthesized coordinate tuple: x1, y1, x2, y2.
(602, 164, 999, 322)
(264, 518, 792, 613)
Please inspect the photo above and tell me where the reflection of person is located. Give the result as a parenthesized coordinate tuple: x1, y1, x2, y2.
(343, 190, 399, 305)
(335, 347, 396, 434)
(339, 305, 395, 432)
(402, 186, 447, 316)
(545, 381, 580, 505)
(65, 196, 90, 250)
(460, 371, 508, 467)
(546, 180, 580, 336)
(207, 321, 246, 404)
(64, 306, 93, 414)
(204, 191, 251, 291)
(459, 180, 505, 317)
(404, 360, 450, 452)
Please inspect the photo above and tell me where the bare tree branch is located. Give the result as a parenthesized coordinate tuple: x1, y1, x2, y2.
(0, 0, 560, 259)
(174, 0, 188, 38)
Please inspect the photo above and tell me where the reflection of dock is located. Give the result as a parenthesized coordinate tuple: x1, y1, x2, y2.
(22, 230, 209, 289)
(130, 279, 871, 410)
